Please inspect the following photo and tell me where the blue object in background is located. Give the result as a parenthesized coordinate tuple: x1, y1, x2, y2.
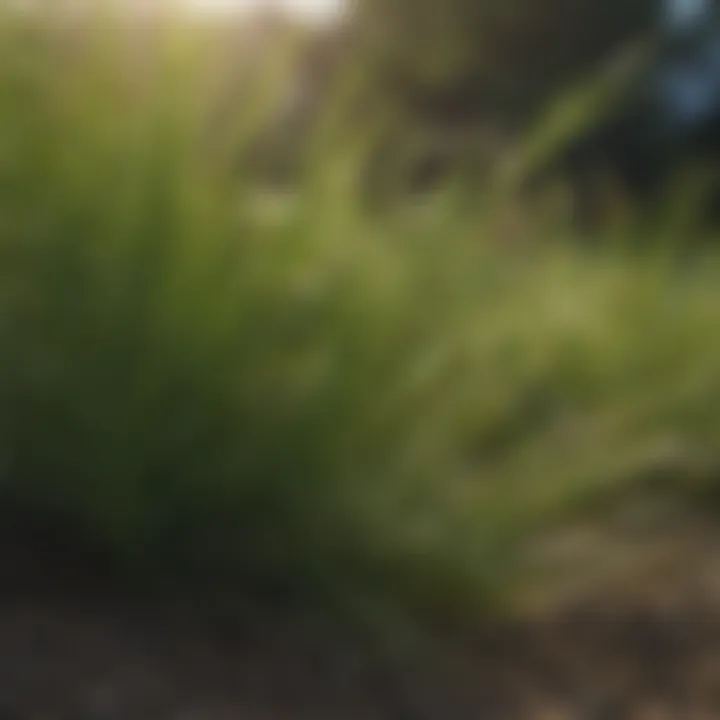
(662, 0, 710, 33)
(654, 0, 720, 135)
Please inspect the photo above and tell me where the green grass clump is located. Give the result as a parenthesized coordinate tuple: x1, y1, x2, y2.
(3, 7, 720, 620)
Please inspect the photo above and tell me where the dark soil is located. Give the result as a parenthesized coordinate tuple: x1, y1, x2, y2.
(3, 510, 720, 719)
(5, 590, 720, 719)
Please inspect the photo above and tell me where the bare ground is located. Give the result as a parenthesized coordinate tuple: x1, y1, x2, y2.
(4, 503, 720, 719)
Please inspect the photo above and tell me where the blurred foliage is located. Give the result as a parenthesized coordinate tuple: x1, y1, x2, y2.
(333, 0, 668, 207)
(354, 0, 660, 124)
(3, 3, 720, 625)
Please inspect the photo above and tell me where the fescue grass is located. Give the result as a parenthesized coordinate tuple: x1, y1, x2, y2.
(2, 5, 720, 622)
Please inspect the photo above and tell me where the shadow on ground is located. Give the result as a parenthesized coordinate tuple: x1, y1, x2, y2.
(4, 512, 720, 720)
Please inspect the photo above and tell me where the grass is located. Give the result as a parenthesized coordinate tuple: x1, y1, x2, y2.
(2, 5, 720, 623)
